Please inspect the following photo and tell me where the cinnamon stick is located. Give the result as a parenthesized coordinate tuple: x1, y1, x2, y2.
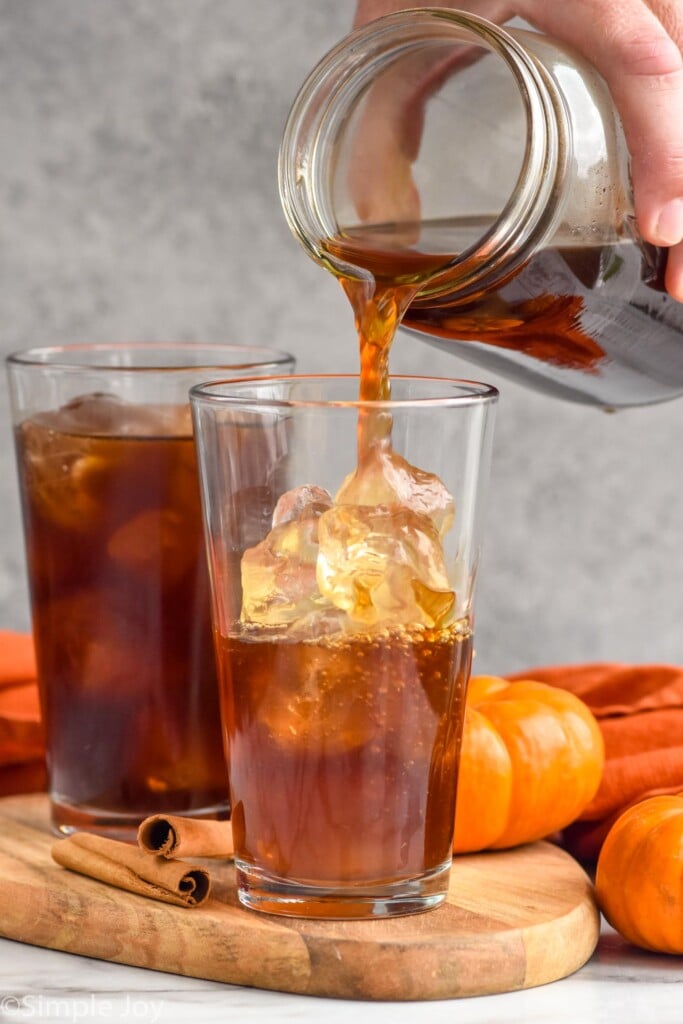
(138, 814, 234, 859)
(51, 833, 211, 907)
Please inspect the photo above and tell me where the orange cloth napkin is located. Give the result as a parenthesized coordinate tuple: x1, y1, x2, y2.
(510, 663, 683, 862)
(0, 631, 46, 795)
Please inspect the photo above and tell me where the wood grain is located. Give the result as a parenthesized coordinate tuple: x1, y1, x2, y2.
(0, 795, 600, 1001)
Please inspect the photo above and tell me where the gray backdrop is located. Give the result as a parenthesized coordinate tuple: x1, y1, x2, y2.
(2, 0, 682, 673)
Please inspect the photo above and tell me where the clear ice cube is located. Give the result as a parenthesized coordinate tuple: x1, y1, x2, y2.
(19, 396, 196, 534)
(335, 444, 454, 537)
(240, 516, 332, 627)
(317, 504, 455, 628)
(56, 393, 191, 438)
(57, 393, 126, 435)
(239, 458, 456, 635)
(20, 420, 109, 532)
(44, 589, 153, 698)
(107, 508, 196, 582)
(254, 639, 378, 754)
(272, 484, 333, 527)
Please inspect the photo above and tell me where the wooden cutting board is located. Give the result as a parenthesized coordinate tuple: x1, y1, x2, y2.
(0, 795, 599, 1001)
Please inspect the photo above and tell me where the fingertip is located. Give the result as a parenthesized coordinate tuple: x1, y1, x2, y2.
(634, 190, 683, 248)
(665, 241, 683, 303)
(654, 197, 683, 247)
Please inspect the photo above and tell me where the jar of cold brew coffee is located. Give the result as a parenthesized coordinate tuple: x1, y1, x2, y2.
(279, 9, 683, 408)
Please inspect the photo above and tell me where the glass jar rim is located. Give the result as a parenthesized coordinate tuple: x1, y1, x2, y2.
(278, 8, 563, 297)
(6, 342, 295, 374)
(190, 373, 499, 410)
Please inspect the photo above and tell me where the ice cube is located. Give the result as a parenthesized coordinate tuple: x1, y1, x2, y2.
(58, 393, 127, 435)
(240, 517, 332, 627)
(158, 403, 193, 438)
(272, 485, 333, 527)
(40, 589, 153, 698)
(19, 396, 199, 535)
(19, 419, 110, 532)
(254, 638, 378, 755)
(58, 394, 191, 438)
(107, 507, 197, 583)
(285, 606, 350, 640)
(317, 504, 455, 628)
(336, 445, 454, 537)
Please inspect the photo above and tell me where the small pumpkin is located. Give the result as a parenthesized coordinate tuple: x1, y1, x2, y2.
(454, 675, 604, 852)
(595, 795, 683, 954)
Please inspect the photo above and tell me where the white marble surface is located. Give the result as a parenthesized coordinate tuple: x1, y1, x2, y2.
(0, 925, 681, 1024)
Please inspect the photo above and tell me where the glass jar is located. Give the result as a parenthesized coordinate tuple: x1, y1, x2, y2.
(279, 9, 683, 408)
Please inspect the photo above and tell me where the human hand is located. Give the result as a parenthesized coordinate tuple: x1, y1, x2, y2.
(353, 0, 683, 300)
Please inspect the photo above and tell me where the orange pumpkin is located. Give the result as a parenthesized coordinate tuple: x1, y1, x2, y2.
(453, 675, 604, 852)
(595, 795, 683, 954)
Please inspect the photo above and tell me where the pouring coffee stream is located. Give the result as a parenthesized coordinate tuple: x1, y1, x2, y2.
(280, 10, 683, 409)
